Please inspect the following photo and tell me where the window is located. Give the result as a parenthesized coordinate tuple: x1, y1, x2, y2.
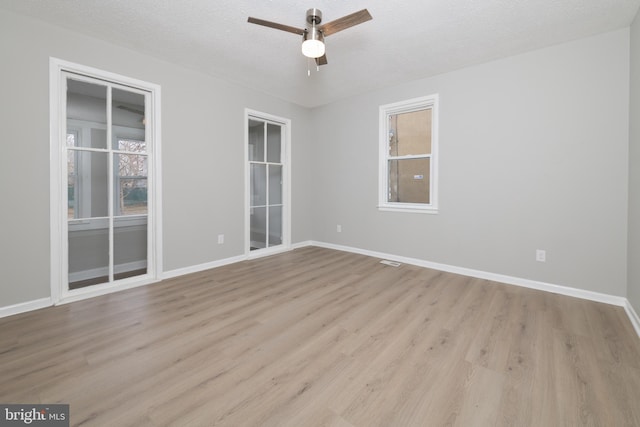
(65, 126, 147, 221)
(50, 57, 162, 303)
(245, 109, 292, 256)
(114, 138, 148, 216)
(63, 76, 152, 291)
(379, 94, 439, 213)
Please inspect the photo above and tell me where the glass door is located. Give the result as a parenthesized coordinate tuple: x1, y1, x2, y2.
(65, 75, 150, 290)
(248, 119, 283, 251)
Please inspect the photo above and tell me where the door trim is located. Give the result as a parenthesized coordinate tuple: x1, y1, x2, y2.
(49, 57, 163, 305)
(244, 109, 292, 259)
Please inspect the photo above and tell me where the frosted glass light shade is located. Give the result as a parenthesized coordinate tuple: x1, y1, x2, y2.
(301, 39, 325, 58)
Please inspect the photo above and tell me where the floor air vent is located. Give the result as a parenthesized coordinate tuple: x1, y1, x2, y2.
(380, 260, 402, 267)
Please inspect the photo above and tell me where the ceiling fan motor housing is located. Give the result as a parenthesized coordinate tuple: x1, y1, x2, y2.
(306, 8, 322, 25)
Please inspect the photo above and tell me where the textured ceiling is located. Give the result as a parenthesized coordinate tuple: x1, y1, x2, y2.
(2, 0, 639, 107)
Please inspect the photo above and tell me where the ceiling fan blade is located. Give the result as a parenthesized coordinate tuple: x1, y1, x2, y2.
(319, 9, 372, 37)
(247, 17, 305, 36)
(315, 54, 328, 66)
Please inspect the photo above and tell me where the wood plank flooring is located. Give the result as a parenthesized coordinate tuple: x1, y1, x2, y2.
(1, 247, 639, 426)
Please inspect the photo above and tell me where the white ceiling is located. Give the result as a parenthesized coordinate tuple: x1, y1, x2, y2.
(2, 0, 639, 108)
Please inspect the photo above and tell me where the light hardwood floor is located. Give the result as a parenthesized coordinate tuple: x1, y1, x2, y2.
(1, 247, 639, 426)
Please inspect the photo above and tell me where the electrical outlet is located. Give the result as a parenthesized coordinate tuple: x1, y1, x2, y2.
(337, 224, 342, 233)
(217, 234, 224, 244)
(536, 249, 546, 262)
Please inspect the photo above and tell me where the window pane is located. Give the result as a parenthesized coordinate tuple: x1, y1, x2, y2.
(250, 207, 267, 250)
(269, 206, 282, 247)
(67, 79, 107, 148)
(388, 158, 430, 204)
(68, 150, 109, 219)
(388, 109, 432, 157)
(117, 138, 146, 153)
(67, 131, 77, 147)
(251, 163, 267, 207)
(269, 165, 282, 205)
(68, 218, 109, 289)
(114, 217, 147, 280)
(112, 88, 146, 144)
(267, 123, 281, 163)
(248, 120, 264, 161)
(115, 153, 148, 216)
(90, 128, 107, 149)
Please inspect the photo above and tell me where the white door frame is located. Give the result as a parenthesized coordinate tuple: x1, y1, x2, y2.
(244, 109, 292, 259)
(49, 57, 163, 304)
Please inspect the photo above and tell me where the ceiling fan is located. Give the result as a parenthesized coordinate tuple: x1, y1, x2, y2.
(248, 8, 372, 66)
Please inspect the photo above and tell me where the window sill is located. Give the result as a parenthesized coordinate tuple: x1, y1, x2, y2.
(377, 204, 439, 214)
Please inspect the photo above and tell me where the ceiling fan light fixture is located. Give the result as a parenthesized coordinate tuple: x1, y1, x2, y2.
(302, 27, 325, 58)
(248, 7, 372, 66)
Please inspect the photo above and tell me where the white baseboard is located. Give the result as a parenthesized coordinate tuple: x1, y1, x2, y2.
(0, 297, 52, 319)
(291, 240, 313, 250)
(162, 254, 247, 280)
(308, 241, 629, 307)
(625, 300, 640, 338)
(308, 241, 640, 338)
(163, 244, 300, 278)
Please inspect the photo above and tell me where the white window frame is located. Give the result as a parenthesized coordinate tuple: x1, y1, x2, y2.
(378, 94, 439, 214)
(244, 109, 292, 259)
(50, 58, 163, 305)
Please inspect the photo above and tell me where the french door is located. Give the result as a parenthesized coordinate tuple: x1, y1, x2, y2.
(246, 110, 291, 256)
(51, 59, 161, 303)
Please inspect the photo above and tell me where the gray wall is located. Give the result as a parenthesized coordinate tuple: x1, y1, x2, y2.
(0, 7, 636, 309)
(629, 11, 640, 314)
(310, 29, 630, 297)
(0, 9, 313, 306)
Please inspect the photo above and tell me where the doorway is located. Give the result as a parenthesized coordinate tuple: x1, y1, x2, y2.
(245, 110, 291, 257)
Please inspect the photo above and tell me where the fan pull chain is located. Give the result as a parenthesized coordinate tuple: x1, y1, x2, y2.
(306, 58, 320, 76)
